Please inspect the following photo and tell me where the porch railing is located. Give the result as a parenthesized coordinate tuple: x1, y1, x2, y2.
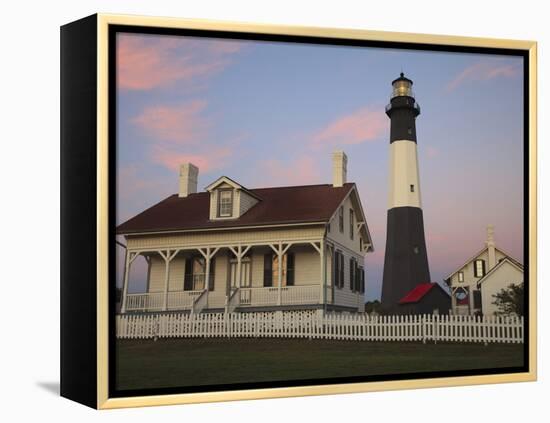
(226, 288, 240, 313)
(125, 290, 205, 312)
(239, 285, 319, 307)
(192, 289, 208, 314)
(124, 285, 321, 313)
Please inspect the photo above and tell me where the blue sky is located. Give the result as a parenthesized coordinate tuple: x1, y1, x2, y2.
(116, 33, 524, 300)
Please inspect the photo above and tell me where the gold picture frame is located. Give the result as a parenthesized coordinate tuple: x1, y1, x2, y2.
(60, 13, 537, 409)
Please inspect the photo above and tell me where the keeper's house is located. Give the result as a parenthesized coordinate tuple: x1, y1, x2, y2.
(445, 225, 523, 316)
(117, 151, 373, 315)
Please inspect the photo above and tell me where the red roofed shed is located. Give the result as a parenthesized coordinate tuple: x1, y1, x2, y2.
(397, 282, 451, 315)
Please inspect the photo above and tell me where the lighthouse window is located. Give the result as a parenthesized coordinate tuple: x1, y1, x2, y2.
(410, 184, 415, 192)
(413, 245, 420, 254)
(407, 127, 412, 135)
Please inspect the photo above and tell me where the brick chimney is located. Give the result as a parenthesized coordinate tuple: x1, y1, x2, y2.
(332, 151, 347, 187)
(179, 163, 198, 198)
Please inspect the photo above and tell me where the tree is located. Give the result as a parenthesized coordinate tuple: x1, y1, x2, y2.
(492, 282, 524, 316)
(364, 300, 381, 314)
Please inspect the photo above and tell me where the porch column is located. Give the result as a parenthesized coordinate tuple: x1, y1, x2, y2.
(198, 247, 220, 309)
(236, 245, 242, 289)
(160, 250, 179, 311)
(121, 250, 139, 314)
(310, 241, 325, 305)
(269, 242, 291, 306)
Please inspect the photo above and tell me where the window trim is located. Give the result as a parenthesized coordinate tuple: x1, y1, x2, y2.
(217, 188, 234, 218)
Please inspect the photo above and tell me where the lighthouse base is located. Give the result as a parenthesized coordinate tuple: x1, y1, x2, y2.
(381, 206, 431, 313)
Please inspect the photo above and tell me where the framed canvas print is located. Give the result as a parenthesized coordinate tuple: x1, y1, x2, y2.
(60, 13, 537, 409)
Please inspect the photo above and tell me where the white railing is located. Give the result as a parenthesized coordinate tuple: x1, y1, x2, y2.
(116, 312, 524, 344)
(239, 285, 319, 307)
(125, 290, 205, 312)
(192, 289, 208, 314)
(125, 293, 164, 312)
(226, 288, 240, 313)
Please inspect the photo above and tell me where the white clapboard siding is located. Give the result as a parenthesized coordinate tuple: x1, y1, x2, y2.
(116, 312, 524, 344)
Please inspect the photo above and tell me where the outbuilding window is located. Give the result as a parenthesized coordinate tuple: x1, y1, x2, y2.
(474, 259, 486, 278)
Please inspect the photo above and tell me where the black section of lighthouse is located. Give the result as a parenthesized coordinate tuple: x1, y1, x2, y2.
(381, 73, 431, 313)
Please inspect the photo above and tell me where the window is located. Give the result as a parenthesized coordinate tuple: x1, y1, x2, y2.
(338, 206, 344, 233)
(217, 189, 233, 217)
(458, 271, 464, 282)
(349, 209, 354, 240)
(474, 259, 486, 278)
(265, 252, 294, 286)
(410, 184, 415, 192)
(184, 257, 215, 291)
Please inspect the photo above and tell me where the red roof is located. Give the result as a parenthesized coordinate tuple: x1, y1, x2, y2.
(117, 183, 355, 235)
(399, 283, 439, 304)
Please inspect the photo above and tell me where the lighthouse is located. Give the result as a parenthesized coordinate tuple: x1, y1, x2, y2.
(381, 73, 431, 313)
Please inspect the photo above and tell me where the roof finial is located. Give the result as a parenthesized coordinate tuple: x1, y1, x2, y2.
(400, 71, 404, 78)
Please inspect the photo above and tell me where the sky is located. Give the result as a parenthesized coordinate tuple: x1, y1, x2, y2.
(116, 32, 524, 300)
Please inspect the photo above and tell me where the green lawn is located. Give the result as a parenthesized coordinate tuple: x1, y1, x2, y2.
(115, 338, 524, 391)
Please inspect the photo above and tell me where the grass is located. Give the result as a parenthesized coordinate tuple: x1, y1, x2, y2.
(115, 337, 524, 391)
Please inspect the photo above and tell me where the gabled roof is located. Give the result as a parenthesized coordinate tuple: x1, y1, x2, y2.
(117, 183, 356, 235)
(476, 258, 524, 288)
(445, 246, 522, 280)
(204, 176, 262, 200)
(399, 283, 450, 304)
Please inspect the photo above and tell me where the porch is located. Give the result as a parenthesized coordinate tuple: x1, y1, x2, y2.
(119, 240, 332, 314)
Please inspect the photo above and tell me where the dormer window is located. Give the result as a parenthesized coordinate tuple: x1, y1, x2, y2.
(218, 189, 233, 217)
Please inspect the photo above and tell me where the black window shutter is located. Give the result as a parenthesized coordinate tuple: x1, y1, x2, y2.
(361, 268, 365, 293)
(208, 258, 216, 291)
(333, 251, 338, 288)
(349, 258, 354, 291)
(481, 260, 486, 276)
(339, 253, 344, 288)
(184, 258, 193, 291)
(286, 253, 295, 286)
(336, 252, 339, 288)
(264, 253, 273, 287)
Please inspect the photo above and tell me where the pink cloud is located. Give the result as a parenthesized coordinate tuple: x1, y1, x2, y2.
(446, 61, 521, 92)
(311, 106, 387, 148)
(131, 100, 209, 144)
(151, 145, 233, 174)
(117, 34, 243, 91)
(426, 146, 439, 159)
(259, 155, 321, 187)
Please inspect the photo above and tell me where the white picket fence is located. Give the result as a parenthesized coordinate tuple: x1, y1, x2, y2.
(116, 311, 524, 344)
